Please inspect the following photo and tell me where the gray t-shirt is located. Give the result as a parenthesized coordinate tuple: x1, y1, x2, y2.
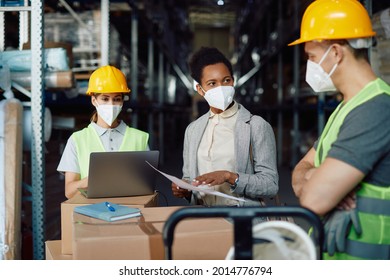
(315, 94, 390, 186)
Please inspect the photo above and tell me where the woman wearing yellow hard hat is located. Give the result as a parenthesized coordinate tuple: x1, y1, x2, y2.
(290, 0, 390, 260)
(57, 65, 149, 199)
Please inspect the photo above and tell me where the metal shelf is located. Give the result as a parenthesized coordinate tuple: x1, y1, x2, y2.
(0, 6, 31, 12)
(0, 1, 45, 260)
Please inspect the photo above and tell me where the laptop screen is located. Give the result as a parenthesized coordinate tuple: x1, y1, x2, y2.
(84, 150, 160, 198)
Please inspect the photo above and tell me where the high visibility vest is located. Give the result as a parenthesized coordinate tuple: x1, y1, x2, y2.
(72, 124, 149, 179)
(315, 78, 390, 260)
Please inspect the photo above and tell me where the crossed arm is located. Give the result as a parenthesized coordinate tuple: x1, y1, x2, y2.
(292, 147, 364, 216)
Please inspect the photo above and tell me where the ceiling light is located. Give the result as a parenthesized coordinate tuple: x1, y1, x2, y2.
(217, 0, 225, 6)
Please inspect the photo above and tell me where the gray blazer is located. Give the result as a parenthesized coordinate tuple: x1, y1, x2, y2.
(182, 102, 279, 206)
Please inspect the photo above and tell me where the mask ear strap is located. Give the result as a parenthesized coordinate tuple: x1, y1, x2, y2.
(318, 45, 333, 65)
(198, 84, 207, 94)
(327, 63, 338, 77)
(92, 95, 100, 107)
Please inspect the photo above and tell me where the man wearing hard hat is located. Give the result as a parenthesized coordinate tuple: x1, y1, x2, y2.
(290, 0, 390, 260)
(57, 65, 149, 199)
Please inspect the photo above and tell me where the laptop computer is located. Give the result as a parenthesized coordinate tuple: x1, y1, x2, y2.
(79, 150, 160, 198)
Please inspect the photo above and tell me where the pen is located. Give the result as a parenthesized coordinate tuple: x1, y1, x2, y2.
(105, 202, 115, 212)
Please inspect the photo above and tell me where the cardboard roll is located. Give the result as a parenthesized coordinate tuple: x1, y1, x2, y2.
(0, 98, 23, 260)
(11, 71, 74, 89)
(22, 106, 52, 151)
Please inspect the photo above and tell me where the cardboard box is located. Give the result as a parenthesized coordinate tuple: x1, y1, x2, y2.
(72, 206, 233, 260)
(61, 192, 158, 255)
(45, 240, 72, 260)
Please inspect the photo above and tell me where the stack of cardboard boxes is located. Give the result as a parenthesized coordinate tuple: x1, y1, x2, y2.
(45, 193, 233, 260)
(45, 192, 158, 259)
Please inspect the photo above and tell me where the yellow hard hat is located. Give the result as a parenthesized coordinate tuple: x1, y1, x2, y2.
(288, 0, 376, 46)
(86, 65, 131, 95)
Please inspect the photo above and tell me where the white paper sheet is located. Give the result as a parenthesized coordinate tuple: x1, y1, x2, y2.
(146, 161, 246, 203)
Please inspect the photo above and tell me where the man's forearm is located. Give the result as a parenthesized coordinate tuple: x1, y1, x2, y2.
(292, 161, 315, 198)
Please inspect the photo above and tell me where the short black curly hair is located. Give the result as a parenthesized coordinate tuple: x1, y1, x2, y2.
(188, 47, 233, 85)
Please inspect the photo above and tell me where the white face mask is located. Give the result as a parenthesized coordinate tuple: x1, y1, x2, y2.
(305, 46, 338, 93)
(202, 85, 235, 111)
(94, 100, 122, 126)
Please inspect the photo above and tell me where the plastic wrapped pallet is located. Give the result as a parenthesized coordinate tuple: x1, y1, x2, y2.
(0, 98, 23, 260)
(372, 8, 390, 40)
(371, 7, 390, 84)
(22, 105, 52, 151)
(0, 48, 70, 73)
(44, 10, 121, 72)
(18, 42, 75, 89)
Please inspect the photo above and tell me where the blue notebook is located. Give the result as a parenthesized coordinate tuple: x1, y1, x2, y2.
(74, 202, 142, 222)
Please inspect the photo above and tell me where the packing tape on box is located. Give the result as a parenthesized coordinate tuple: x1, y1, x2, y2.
(138, 222, 165, 260)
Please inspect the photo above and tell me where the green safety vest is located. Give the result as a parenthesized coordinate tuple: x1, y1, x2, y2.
(315, 78, 390, 260)
(72, 123, 149, 179)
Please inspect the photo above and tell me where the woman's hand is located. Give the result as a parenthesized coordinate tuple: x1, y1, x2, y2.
(194, 171, 236, 186)
(65, 172, 88, 199)
(171, 181, 191, 199)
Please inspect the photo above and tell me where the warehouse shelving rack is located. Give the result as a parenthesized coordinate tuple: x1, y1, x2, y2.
(0, 0, 46, 260)
(232, 0, 374, 168)
(1, 0, 193, 260)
